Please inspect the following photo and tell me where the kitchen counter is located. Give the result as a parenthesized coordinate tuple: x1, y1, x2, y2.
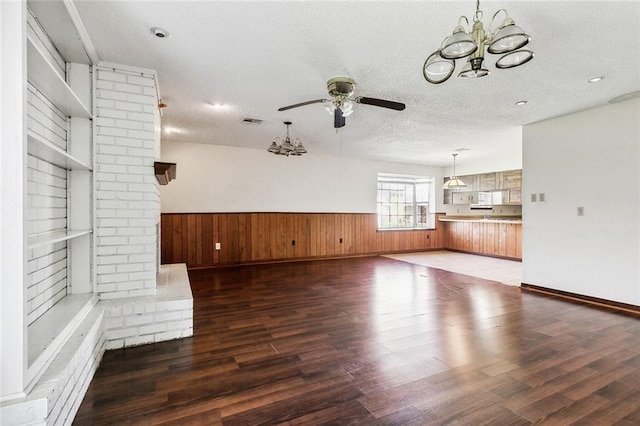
(439, 216, 522, 224)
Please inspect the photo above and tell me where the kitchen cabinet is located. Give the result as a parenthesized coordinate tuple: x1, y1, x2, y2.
(443, 169, 522, 205)
(479, 173, 497, 191)
(502, 170, 522, 189)
(452, 191, 477, 204)
(509, 189, 522, 204)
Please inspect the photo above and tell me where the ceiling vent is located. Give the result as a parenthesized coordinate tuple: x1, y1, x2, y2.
(241, 117, 263, 124)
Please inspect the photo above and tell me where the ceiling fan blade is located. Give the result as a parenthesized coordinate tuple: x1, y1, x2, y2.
(355, 97, 406, 111)
(277, 99, 327, 111)
(334, 107, 346, 128)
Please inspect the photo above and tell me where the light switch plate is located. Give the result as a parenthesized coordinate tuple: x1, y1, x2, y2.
(215, 242, 221, 250)
(577, 207, 584, 216)
(539, 193, 545, 202)
(531, 193, 537, 202)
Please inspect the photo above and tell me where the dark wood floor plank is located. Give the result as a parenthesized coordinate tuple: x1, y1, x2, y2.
(75, 256, 640, 425)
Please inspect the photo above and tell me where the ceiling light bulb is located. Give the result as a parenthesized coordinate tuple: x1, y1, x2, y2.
(325, 103, 336, 115)
(588, 76, 604, 83)
(515, 100, 527, 106)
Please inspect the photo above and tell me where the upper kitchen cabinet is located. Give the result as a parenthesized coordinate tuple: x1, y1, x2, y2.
(500, 170, 522, 189)
(443, 169, 522, 205)
(479, 173, 498, 191)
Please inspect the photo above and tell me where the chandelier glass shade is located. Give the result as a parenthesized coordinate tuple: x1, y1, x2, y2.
(442, 153, 467, 189)
(268, 121, 307, 156)
(423, 0, 533, 84)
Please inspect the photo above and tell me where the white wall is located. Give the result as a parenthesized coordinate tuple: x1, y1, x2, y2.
(1, 0, 27, 400)
(160, 141, 444, 214)
(442, 128, 523, 177)
(522, 98, 640, 305)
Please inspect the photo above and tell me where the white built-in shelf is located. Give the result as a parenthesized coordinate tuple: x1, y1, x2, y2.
(27, 294, 95, 386)
(27, 130, 92, 171)
(26, 35, 92, 119)
(27, 229, 92, 249)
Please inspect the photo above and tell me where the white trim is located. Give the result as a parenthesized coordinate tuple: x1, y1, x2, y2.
(62, 0, 100, 65)
(97, 61, 158, 79)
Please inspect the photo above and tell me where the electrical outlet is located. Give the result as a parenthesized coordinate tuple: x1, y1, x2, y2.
(577, 206, 584, 216)
(539, 193, 546, 202)
(531, 193, 537, 202)
(215, 242, 221, 250)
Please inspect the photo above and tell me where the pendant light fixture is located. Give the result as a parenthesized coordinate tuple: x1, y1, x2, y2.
(423, 0, 533, 84)
(267, 121, 307, 156)
(442, 153, 467, 189)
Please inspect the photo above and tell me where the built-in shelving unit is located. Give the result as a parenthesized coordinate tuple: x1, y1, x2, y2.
(27, 229, 93, 250)
(27, 130, 92, 171)
(23, 5, 95, 390)
(26, 35, 92, 118)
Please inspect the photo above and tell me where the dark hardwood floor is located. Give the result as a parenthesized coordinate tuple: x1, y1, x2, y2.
(74, 256, 640, 425)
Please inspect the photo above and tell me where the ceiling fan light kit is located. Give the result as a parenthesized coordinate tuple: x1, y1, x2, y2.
(423, 0, 533, 84)
(278, 76, 405, 129)
(268, 121, 307, 156)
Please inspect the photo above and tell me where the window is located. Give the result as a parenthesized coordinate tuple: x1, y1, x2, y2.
(377, 173, 435, 230)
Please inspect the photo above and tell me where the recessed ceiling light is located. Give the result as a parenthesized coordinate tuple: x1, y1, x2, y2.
(515, 100, 527, 106)
(151, 27, 169, 38)
(588, 76, 604, 83)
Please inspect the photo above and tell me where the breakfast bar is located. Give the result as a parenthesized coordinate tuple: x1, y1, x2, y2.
(439, 215, 522, 260)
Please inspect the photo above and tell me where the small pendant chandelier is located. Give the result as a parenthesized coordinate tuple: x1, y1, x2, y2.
(267, 121, 307, 156)
(442, 153, 467, 189)
(423, 0, 534, 84)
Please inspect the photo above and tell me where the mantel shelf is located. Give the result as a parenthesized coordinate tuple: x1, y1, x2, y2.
(27, 130, 92, 171)
(27, 229, 92, 249)
(27, 35, 92, 119)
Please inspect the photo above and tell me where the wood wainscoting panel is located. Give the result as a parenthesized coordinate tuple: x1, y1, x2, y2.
(161, 212, 445, 268)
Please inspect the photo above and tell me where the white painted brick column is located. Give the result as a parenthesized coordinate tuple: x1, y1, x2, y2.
(94, 65, 160, 300)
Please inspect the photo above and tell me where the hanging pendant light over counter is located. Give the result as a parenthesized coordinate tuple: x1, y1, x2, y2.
(443, 153, 467, 189)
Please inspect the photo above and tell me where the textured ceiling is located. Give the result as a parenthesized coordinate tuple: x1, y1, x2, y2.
(57, 1, 640, 166)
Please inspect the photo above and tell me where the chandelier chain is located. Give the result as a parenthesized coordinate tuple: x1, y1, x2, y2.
(474, 0, 483, 22)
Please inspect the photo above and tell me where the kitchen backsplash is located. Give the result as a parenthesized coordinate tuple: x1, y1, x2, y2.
(442, 204, 522, 216)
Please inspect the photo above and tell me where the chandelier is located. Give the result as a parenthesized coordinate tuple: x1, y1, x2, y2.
(267, 121, 307, 156)
(442, 153, 467, 189)
(423, 0, 534, 84)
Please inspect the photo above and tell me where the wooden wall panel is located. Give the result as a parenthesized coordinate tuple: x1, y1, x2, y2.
(161, 212, 446, 268)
